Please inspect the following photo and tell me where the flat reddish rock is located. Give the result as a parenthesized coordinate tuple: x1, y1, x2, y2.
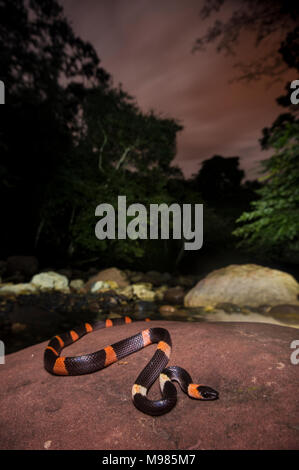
(0, 321, 298, 450)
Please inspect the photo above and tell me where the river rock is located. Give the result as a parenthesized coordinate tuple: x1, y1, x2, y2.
(153, 285, 168, 300)
(69, 279, 85, 291)
(267, 304, 299, 325)
(163, 286, 185, 304)
(269, 304, 299, 315)
(85, 267, 129, 291)
(117, 285, 134, 299)
(215, 302, 242, 313)
(0, 283, 38, 296)
(185, 264, 299, 307)
(159, 305, 177, 316)
(90, 281, 111, 293)
(0, 321, 298, 449)
(132, 283, 155, 301)
(31, 271, 69, 292)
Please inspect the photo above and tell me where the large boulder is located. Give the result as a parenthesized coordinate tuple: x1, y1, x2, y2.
(185, 264, 299, 307)
(0, 320, 298, 450)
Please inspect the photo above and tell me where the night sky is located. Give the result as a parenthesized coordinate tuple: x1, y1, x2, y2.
(61, 0, 294, 180)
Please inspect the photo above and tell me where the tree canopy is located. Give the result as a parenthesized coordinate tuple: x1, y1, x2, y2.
(0, 0, 184, 270)
(193, 0, 299, 82)
(233, 118, 299, 262)
(191, 155, 245, 202)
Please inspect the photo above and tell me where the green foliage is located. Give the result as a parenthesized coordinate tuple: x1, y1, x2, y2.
(233, 120, 299, 261)
(68, 168, 180, 269)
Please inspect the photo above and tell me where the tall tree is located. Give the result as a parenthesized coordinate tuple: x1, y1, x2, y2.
(233, 119, 299, 262)
(191, 155, 244, 202)
(55, 86, 183, 269)
(0, 0, 185, 268)
(193, 0, 299, 82)
(0, 0, 110, 259)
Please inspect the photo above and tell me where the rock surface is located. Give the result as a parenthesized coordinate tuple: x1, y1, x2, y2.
(0, 320, 298, 450)
(163, 286, 185, 304)
(31, 272, 69, 292)
(264, 304, 299, 327)
(0, 283, 38, 295)
(85, 267, 129, 291)
(132, 283, 156, 301)
(69, 279, 85, 291)
(185, 264, 299, 307)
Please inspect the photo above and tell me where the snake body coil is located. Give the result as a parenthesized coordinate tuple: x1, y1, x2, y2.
(44, 317, 219, 416)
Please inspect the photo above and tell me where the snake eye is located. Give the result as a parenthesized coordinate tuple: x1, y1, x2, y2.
(197, 385, 219, 400)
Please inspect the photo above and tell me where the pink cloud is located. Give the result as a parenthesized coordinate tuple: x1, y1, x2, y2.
(61, 0, 294, 179)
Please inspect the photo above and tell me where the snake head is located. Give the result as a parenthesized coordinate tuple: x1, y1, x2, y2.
(188, 383, 219, 400)
(197, 385, 219, 400)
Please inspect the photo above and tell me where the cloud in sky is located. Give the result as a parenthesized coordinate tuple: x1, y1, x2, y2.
(61, 0, 294, 179)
